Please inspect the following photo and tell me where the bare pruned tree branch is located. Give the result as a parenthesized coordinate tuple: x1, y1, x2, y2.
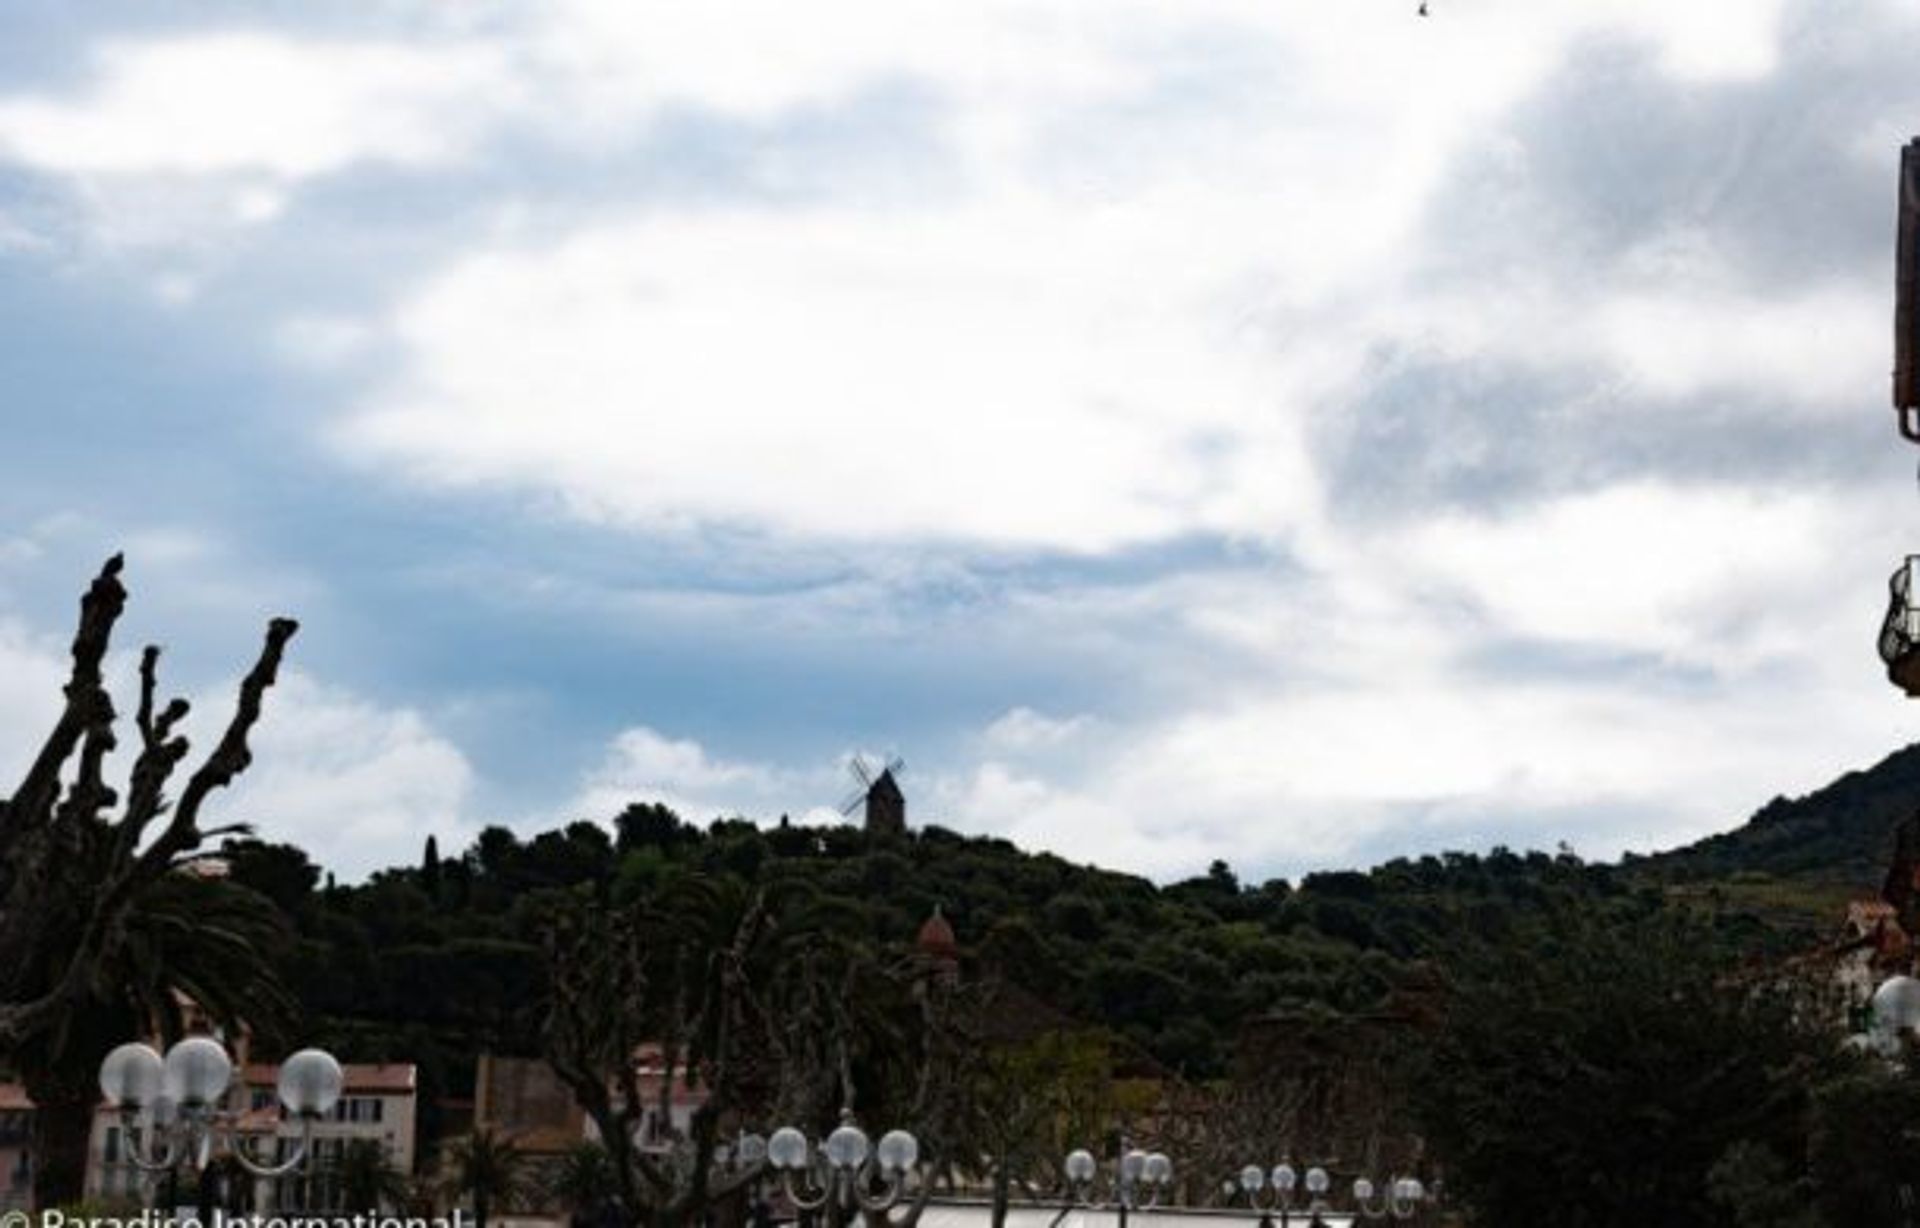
(0, 556, 297, 1050)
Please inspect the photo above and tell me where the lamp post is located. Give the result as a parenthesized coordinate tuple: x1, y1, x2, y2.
(713, 1130, 770, 1176)
(1061, 1143, 1172, 1228)
(1858, 975, 1920, 1228)
(711, 1132, 775, 1223)
(97, 1039, 343, 1182)
(764, 1113, 918, 1226)
(1871, 973, 1920, 1041)
(1229, 1162, 1428, 1225)
(1846, 973, 1920, 1061)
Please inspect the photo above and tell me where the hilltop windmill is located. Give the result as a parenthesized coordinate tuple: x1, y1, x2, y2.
(841, 753, 907, 836)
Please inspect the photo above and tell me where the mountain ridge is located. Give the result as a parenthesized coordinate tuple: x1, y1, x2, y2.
(1631, 742, 1920, 922)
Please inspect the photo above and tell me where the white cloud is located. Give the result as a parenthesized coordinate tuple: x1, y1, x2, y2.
(981, 707, 1092, 754)
(456, 459, 1910, 884)
(0, 33, 505, 180)
(0, 621, 72, 790)
(932, 759, 1216, 879)
(293, 0, 1850, 559)
(4, 0, 1912, 887)
(1386, 281, 1889, 412)
(899, 474, 1910, 879)
(215, 671, 477, 881)
(1592, 287, 1884, 407)
(335, 197, 1313, 552)
(0, 30, 509, 252)
(0, 0, 1798, 194)
(0, 0, 1835, 513)
(575, 726, 842, 827)
(1382, 483, 1850, 666)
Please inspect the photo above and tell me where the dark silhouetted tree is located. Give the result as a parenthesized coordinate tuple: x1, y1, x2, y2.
(422, 835, 442, 897)
(445, 1129, 525, 1228)
(614, 802, 698, 855)
(0, 557, 298, 1205)
(222, 837, 321, 915)
(336, 1137, 410, 1214)
(1410, 912, 1837, 1227)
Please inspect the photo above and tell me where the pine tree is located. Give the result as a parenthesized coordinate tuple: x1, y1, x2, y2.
(423, 834, 442, 897)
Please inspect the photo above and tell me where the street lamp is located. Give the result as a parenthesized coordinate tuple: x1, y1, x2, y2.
(1846, 974, 1920, 1059)
(1874, 974, 1920, 1034)
(1866, 975, 1920, 1228)
(764, 1112, 918, 1221)
(713, 1130, 770, 1175)
(1062, 1143, 1172, 1226)
(1230, 1161, 1428, 1223)
(98, 1039, 343, 1177)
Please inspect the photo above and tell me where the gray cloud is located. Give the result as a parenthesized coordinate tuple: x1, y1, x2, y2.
(1314, 0, 1920, 523)
(1424, 7, 1920, 294)
(1316, 346, 1883, 521)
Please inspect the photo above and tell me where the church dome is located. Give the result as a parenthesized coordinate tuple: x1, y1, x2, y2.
(917, 905, 959, 960)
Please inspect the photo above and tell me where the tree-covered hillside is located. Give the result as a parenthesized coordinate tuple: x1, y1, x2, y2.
(1633, 742, 1920, 922)
(225, 804, 1785, 1106)
(198, 737, 1920, 1165)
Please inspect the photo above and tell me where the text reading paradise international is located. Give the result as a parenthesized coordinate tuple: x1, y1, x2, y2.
(11, 1213, 470, 1228)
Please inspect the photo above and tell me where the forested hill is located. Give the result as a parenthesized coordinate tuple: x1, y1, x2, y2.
(223, 801, 1778, 1115)
(1634, 741, 1920, 893)
(186, 742, 1920, 1158)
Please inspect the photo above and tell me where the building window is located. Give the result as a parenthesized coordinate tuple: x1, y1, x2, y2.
(329, 1097, 385, 1124)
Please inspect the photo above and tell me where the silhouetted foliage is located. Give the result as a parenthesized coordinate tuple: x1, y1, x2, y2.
(1806, 1063, 1920, 1224)
(1407, 911, 1840, 1227)
(139, 729, 1920, 1220)
(222, 838, 322, 916)
(267, 798, 1780, 1091)
(0, 558, 296, 1206)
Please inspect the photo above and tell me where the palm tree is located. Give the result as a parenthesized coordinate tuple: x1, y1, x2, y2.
(544, 1142, 615, 1223)
(16, 873, 293, 1207)
(336, 1139, 411, 1214)
(444, 1129, 525, 1228)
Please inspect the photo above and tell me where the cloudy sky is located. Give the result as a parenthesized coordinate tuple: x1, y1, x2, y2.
(2, 0, 1917, 883)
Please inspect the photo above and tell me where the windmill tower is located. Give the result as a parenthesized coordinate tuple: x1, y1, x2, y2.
(841, 754, 907, 836)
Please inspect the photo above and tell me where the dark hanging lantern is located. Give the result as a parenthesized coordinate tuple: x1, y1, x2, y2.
(1882, 556, 1920, 695)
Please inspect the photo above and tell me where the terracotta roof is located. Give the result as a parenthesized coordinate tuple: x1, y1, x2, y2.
(243, 1062, 416, 1094)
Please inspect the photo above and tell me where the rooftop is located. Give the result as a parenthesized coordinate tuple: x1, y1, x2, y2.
(242, 1062, 417, 1094)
